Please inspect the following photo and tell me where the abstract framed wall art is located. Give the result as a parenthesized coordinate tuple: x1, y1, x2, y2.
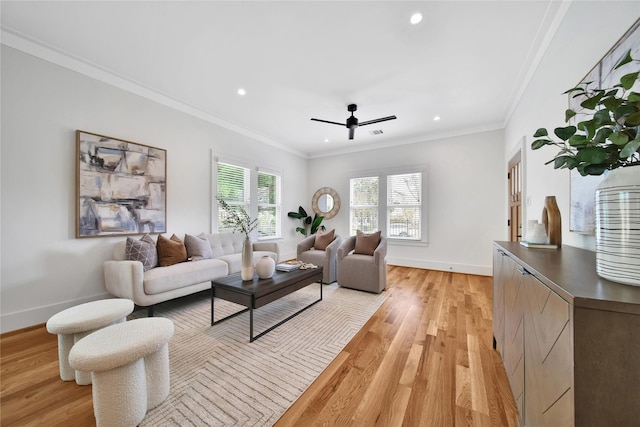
(76, 130, 166, 238)
(568, 19, 639, 233)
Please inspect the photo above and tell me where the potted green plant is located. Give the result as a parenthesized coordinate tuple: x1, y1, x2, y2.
(531, 49, 640, 286)
(531, 49, 639, 175)
(287, 206, 325, 237)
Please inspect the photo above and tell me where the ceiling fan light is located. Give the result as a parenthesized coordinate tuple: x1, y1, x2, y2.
(410, 12, 423, 25)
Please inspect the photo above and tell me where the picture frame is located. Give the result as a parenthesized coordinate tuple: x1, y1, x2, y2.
(76, 130, 167, 238)
(569, 19, 639, 233)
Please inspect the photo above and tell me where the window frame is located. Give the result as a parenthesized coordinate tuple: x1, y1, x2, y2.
(256, 167, 282, 240)
(387, 171, 422, 241)
(349, 175, 379, 235)
(349, 165, 428, 244)
(212, 154, 282, 241)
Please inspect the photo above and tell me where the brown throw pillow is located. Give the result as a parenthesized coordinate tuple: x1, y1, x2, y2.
(184, 234, 212, 261)
(354, 230, 381, 256)
(314, 229, 335, 250)
(125, 234, 158, 271)
(157, 234, 188, 267)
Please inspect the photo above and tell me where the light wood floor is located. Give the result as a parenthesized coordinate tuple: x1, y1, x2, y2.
(1, 266, 520, 426)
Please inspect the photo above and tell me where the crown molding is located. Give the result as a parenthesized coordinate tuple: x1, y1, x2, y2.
(1, 27, 310, 159)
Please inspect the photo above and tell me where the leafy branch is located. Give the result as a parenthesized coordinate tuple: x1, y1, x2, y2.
(217, 196, 257, 238)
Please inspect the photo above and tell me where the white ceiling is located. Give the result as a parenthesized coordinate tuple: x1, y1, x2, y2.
(1, 1, 567, 158)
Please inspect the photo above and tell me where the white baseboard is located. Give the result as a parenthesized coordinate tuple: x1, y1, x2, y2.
(386, 257, 492, 276)
(1, 293, 111, 334)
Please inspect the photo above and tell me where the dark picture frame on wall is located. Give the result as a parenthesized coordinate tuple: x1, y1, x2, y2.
(76, 130, 167, 238)
(569, 19, 640, 234)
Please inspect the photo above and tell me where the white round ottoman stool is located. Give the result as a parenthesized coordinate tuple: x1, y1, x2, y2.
(68, 317, 174, 427)
(46, 298, 134, 385)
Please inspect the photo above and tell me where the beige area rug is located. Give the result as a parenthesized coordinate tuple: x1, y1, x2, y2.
(129, 283, 387, 426)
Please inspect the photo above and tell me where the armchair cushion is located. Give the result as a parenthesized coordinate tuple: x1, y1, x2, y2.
(297, 233, 342, 284)
(337, 235, 387, 293)
(314, 229, 335, 250)
(354, 230, 381, 255)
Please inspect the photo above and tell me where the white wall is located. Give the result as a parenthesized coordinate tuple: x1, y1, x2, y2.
(3, 1, 638, 334)
(505, 1, 639, 251)
(308, 129, 507, 276)
(0, 47, 309, 332)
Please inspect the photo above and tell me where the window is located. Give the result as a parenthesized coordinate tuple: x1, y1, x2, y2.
(387, 172, 421, 240)
(350, 176, 379, 235)
(216, 162, 250, 234)
(257, 170, 281, 239)
(349, 169, 425, 241)
(215, 159, 282, 240)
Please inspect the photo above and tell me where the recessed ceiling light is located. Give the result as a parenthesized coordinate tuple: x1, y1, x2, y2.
(237, 88, 246, 96)
(433, 115, 441, 121)
(410, 12, 423, 25)
(324, 138, 329, 143)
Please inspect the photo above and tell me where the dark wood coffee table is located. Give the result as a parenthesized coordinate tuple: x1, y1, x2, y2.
(211, 267, 323, 342)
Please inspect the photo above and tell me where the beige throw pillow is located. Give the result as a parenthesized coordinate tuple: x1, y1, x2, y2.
(184, 234, 213, 261)
(314, 229, 335, 250)
(354, 230, 381, 256)
(157, 234, 188, 267)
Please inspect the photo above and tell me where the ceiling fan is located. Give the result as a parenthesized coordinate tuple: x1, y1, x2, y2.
(311, 104, 397, 140)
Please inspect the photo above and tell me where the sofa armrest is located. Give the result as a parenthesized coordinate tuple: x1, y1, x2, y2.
(325, 235, 343, 260)
(252, 241, 280, 262)
(374, 237, 388, 266)
(103, 260, 144, 302)
(296, 235, 316, 257)
(338, 236, 356, 261)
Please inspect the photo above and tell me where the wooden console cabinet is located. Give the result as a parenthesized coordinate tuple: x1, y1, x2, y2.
(493, 242, 640, 427)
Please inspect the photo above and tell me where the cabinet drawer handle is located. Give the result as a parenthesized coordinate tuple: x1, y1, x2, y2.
(518, 267, 531, 275)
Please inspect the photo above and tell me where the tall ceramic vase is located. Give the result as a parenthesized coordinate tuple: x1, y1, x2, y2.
(595, 166, 640, 286)
(241, 236, 254, 281)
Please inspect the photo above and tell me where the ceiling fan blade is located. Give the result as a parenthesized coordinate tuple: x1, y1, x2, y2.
(358, 115, 397, 127)
(310, 118, 345, 127)
(348, 126, 356, 140)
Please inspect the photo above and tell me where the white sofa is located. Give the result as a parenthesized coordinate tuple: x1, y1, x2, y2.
(103, 232, 279, 315)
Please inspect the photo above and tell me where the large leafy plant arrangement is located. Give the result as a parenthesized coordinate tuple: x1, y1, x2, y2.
(287, 206, 325, 237)
(531, 49, 640, 176)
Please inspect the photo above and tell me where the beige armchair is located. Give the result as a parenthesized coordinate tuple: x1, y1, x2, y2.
(296, 231, 342, 284)
(337, 233, 387, 293)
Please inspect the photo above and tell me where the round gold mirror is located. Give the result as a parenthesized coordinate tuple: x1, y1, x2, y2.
(312, 187, 340, 220)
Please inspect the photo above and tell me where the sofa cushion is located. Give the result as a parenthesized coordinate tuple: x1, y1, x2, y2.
(184, 234, 213, 261)
(143, 258, 228, 295)
(125, 234, 158, 271)
(314, 229, 335, 250)
(157, 234, 188, 267)
(354, 230, 381, 256)
(216, 254, 243, 275)
(202, 232, 245, 258)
